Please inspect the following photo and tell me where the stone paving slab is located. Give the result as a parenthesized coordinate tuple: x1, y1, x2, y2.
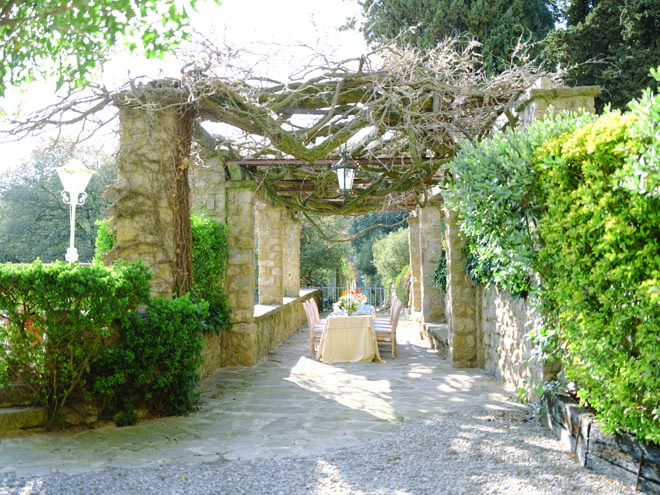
(0, 319, 523, 478)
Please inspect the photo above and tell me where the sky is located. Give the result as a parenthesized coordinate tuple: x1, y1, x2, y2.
(0, 0, 367, 172)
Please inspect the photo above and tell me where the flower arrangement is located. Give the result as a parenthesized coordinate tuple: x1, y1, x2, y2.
(338, 287, 367, 314)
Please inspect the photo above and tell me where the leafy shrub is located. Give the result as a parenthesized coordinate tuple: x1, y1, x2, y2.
(372, 227, 409, 288)
(444, 67, 660, 443)
(446, 111, 597, 296)
(190, 214, 232, 334)
(0, 260, 152, 428)
(93, 217, 115, 264)
(94, 214, 232, 334)
(92, 294, 208, 425)
(393, 265, 411, 304)
(537, 107, 660, 443)
(433, 251, 447, 292)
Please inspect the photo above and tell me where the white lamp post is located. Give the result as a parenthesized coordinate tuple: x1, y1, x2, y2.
(333, 147, 356, 192)
(56, 159, 96, 263)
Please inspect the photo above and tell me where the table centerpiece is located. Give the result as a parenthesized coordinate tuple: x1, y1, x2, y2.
(338, 288, 367, 316)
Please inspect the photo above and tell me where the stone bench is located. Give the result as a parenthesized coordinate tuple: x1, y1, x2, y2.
(422, 322, 449, 359)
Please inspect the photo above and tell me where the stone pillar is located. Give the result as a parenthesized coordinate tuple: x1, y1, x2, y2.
(282, 212, 301, 298)
(111, 101, 190, 298)
(189, 154, 226, 221)
(418, 203, 446, 323)
(256, 200, 284, 305)
(445, 208, 477, 368)
(225, 184, 256, 323)
(408, 214, 422, 313)
(518, 80, 601, 127)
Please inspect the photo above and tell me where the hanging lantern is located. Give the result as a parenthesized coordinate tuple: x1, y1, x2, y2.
(333, 148, 356, 191)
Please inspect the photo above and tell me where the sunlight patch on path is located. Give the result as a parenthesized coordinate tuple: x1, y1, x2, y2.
(286, 357, 400, 422)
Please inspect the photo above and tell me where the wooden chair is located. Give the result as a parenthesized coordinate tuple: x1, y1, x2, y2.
(303, 300, 324, 356)
(374, 298, 403, 357)
(373, 295, 399, 330)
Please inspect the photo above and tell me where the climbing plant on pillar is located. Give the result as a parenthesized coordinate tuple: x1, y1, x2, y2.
(172, 106, 196, 297)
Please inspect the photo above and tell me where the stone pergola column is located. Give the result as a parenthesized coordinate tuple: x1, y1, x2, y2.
(407, 214, 422, 313)
(256, 200, 284, 305)
(111, 98, 194, 298)
(418, 203, 445, 323)
(225, 183, 257, 323)
(445, 208, 477, 368)
(282, 212, 301, 298)
(189, 154, 226, 221)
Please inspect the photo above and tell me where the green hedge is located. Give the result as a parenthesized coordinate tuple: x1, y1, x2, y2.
(92, 295, 208, 426)
(0, 261, 209, 429)
(0, 261, 152, 428)
(95, 214, 232, 335)
(446, 110, 597, 297)
(537, 109, 660, 443)
(446, 67, 660, 443)
(190, 213, 232, 334)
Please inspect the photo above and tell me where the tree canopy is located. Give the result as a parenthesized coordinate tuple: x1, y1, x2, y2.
(545, 0, 660, 112)
(372, 227, 409, 287)
(299, 216, 352, 287)
(355, 0, 556, 75)
(0, 0, 211, 97)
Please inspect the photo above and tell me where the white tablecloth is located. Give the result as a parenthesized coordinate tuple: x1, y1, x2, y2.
(316, 313, 380, 363)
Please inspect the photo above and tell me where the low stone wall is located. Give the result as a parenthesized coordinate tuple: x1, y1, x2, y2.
(479, 287, 560, 396)
(545, 394, 660, 494)
(200, 290, 316, 373)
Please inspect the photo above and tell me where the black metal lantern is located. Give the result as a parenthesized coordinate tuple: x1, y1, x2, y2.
(333, 147, 355, 191)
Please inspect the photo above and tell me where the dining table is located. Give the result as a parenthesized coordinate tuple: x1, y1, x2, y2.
(315, 305, 381, 363)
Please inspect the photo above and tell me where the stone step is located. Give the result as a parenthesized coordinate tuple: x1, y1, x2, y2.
(0, 406, 47, 432)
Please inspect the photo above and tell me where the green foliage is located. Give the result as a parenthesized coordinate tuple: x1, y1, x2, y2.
(300, 216, 351, 287)
(433, 251, 447, 292)
(0, 141, 116, 263)
(356, 0, 555, 75)
(372, 227, 410, 287)
(446, 111, 596, 296)
(0, 0, 215, 96)
(0, 261, 152, 428)
(92, 295, 208, 425)
(190, 214, 232, 334)
(393, 265, 411, 304)
(536, 107, 660, 443)
(617, 67, 660, 196)
(93, 213, 233, 334)
(446, 78, 660, 442)
(93, 217, 115, 264)
(545, 0, 660, 112)
(350, 211, 408, 286)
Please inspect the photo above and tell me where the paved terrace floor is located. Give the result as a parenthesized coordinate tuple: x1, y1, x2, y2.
(0, 319, 525, 478)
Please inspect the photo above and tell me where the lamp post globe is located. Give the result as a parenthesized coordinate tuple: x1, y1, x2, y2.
(56, 159, 96, 263)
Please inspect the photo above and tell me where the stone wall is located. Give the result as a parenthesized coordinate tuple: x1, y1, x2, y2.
(189, 154, 226, 221)
(408, 215, 422, 313)
(200, 291, 313, 371)
(479, 287, 560, 395)
(518, 80, 601, 127)
(283, 213, 301, 298)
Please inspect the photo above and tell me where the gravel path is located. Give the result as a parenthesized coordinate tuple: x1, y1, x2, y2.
(1, 409, 637, 495)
